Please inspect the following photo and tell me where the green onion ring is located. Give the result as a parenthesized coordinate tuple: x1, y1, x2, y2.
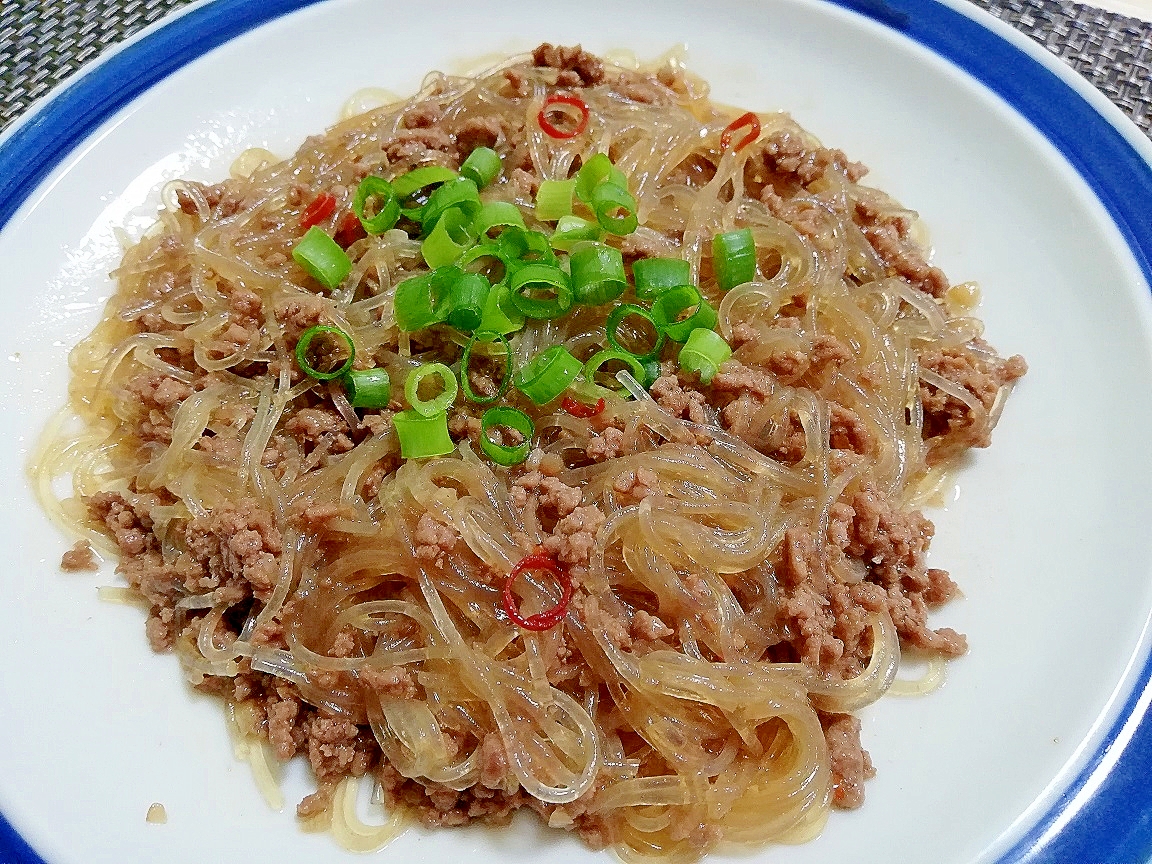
(508, 264, 573, 319)
(445, 270, 490, 332)
(606, 304, 666, 362)
(678, 328, 733, 385)
(292, 227, 353, 290)
(651, 284, 719, 343)
(712, 228, 757, 291)
(404, 362, 459, 417)
(569, 242, 627, 306)
(583, 349, 647, 392)
(632, 257, 692, 300)
(472, 201, 526, 240)
(421, 177, 482, 233)
(393, 409, 455, 460)
(422, 206, 479, 269)
(480, 406, 534, 466)
(515, 345, 583, 405)
(294, 324, 355, 381)
(461, 331, 512, 404)
(353, 176, 401, 235)
(344, 368, 392, 409)
(589, 182, 639, 235)
(459, 146, 502, 189)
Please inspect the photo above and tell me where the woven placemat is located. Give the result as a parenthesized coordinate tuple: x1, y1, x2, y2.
(0, 0, 1150, 137)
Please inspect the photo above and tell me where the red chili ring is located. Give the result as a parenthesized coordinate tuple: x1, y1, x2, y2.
(561, 396, 606, 419)
(335, 210, 367, 248)
(300, 192, 337, 229)
(502, 553, 573, 631)
(720, 112, 761, 153)
(537, 93, 590, 140)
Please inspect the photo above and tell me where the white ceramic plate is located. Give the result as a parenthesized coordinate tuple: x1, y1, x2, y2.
(1, 1, 1151, 862)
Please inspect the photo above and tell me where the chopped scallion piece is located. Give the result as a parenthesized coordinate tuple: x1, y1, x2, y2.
(404, 362, 459, 417)
(575, 153, 626, 202)
(499, 227, 559, 270)
(583, 349, 646, 392)
(462, 331, 512, 404)
(632, 257, 691, 300)
(550, 215, 603, 251)
(472, 201, 526, 241)
(459, 146, 502, 188)
(569, 242, 626, 306)
(712, 228, 757, 291)
(292, 227, 352, 290)
(394, 268, 452, 331)
(508, 264, 573, 320)
(344, 368, 392, 409)
(421, 177, 482, 233)
(515, 345, 582, 405)
(480, 406, 534, 466)
(392, 166, 459, 201)
(393, 409, 455, 459)
(590, 182, 638, 235)
(535, 178, 577, 222)
(445, 270, 490, 332)
(478, 282, 526, 336)
(606, 304, 665, 362)
(353, 176, 400, 235)
(651, 284, 718, 343)
(295, 324, 355, 381)
(678, 328, 732, 384)
(422, 206, 478, 269)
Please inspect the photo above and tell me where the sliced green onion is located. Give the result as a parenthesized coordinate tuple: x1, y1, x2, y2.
(393, 409, 455, 459)
(535, 178, 576, 221)
(508, 264, 573, 319)
(606, 304, 665, 362)
(575, 153, 627, 202)
(353, 176, 401, 235)
(590, 183, 639, 235)
(678, 328, 732, 384)
(392, 166, 458, 201)
(569, 242, 627, 306)
(480, 406, 534, 466)
(478, 282, 526, 336)
(394, 268, 451, 331)
(295, 324, 355, 380)
(462, 331, 512, 404)
(459, 243, 513, 287)
(445, 271, 490, 332)
(515, 345, 583, 405)
(292, 226, 352, 290)
(583, 349, 646, 391)
(472, 201, 526, 240)
(499, 227, 559, 270)
(651, 284, 719, 343)
(712, 228, 757, 291)
(550, 215, 603, 251)
(641, 359, 662, 388)
(632, 257, 691, 300)
(344, 368, 392, 409)
(459, 147, 501, 189)
(421, 177, 482, 232)
(404, 362, 459, 417)
(422, 206, 479, 269)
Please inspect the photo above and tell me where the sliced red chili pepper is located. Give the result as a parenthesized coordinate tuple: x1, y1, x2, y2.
(334, 210, 366, 248)
(720, 112, 761, 153)
(537, 93, 590, 140)
(561, 396, 605, 419)
(502, 553, 573, 632)
(300, 192, 338, 229)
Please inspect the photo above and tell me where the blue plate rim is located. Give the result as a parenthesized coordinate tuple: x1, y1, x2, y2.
(0, 0, 1150, 861)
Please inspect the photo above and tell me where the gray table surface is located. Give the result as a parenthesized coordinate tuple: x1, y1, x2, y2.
(0, 0, 1150, 139)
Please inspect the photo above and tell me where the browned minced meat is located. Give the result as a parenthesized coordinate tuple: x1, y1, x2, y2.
(531, 43, 605, 87)
(855, 198, 950, 298)
(60, 539, 99, 572)
(820, 712, 875, 809)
